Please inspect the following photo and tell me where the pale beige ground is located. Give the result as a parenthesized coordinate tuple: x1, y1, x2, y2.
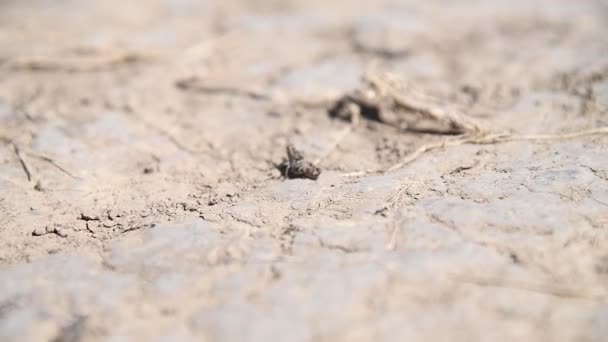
(0, 0, 608, 341)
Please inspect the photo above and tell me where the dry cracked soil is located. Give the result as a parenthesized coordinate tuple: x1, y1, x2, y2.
(1, 0, 608, 341)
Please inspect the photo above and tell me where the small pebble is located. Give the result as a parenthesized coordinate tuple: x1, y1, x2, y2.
(53, 227, 68, 238)
(32, 226, 48, 236)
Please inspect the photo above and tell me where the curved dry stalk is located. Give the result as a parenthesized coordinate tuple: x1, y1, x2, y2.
(385, 138, 466, 172)
(451, 273, 608, 302)
(313, 115, 361, 166)
(12, 144, 32, 181)
(312, 125, 353, 166)
(343, 126, 608, 177)
(2, 136, 80, 181)
(7, 51, 146, 72)
(503, 126, 608, 141)
(26, 151, 81, 179)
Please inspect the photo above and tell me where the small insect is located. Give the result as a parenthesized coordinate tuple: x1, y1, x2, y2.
(277, 144, 321, 180)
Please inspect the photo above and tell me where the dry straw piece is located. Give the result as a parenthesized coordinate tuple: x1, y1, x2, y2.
(336, 70, 608, 177)
(7, 51, 145, 72)
(365, 72, 484, 134)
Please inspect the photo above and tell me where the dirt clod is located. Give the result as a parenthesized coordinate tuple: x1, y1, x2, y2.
(277, 144, 321, 180)
(34, 180, 43, 192)
(79, 213, 100, 221)
(32, 224, 68, 238)
(32, 227, 47, 236)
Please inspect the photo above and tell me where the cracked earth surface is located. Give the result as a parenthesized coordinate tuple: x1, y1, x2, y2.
(1, 0, 608, 340)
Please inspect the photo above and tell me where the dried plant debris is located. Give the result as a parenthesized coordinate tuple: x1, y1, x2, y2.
(175, 77, 271, 100)
(329, 72, 483, 135)
(328, 71, 608, 177)
(7, 51, 144, 72)
(277, 144, 321, 180)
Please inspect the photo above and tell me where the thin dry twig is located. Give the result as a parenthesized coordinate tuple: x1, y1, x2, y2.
(313, 124, 356, 166)
(13, 87, 43, 120)
(498, 126, 608, 142)
(451, 273, 608, 302)
(6, 31, 237, 74)
(386, 138, 463, 172)
(175, 77, 271, 100)
(313, 99, 366, 166)
(343, 126, 608, 177)
(6, 51, 145, 72)
(387, 127, 608, 172)
(12, 144, 32, 181)
(26, 151, 80, 179)
(127, 112, 209, 155)
(2, 135, 80, 180)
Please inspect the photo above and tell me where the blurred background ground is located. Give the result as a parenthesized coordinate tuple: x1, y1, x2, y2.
(0, 0, 607, 340)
